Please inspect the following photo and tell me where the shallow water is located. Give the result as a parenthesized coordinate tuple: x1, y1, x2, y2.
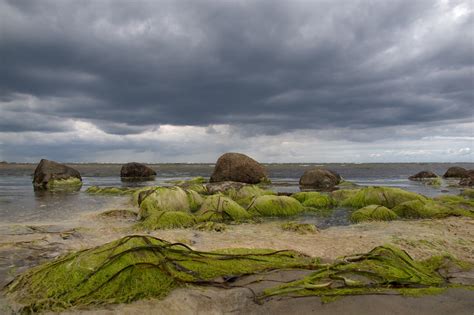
(0, 163, 471, 224)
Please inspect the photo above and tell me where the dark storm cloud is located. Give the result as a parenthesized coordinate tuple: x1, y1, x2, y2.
(0, 0, 472, 135)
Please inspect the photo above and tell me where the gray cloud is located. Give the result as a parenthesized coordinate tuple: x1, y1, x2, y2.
(0, 0, 472, 161)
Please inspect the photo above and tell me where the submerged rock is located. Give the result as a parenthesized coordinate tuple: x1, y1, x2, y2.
(350, 205, 398, 223)
(248, 195, 304, 217)
(210, 152, 269, 184)
(120, 162, 156, 181)
(32, 159, 82, 190)
(409, 171, 438, 181)
(299, 168, 340, 190)
(443, 166, 468, 178)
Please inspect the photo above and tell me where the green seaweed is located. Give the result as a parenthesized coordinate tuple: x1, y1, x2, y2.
(139, 187, 191, 219)
(460, 188, 474, 199)
(392, 199, 472, 219)
(225, 185, 275, 207)
(195, 195, 252, 222)
(5, 235, 315, 312)
(350, 205, 398, 223)
(330, 189, 360, 204)
(291, 192, 336, 209)
(281, 222, 317, 234)
(86, 186, 138, 195)
(46, 178, 82, 191)
(260, 245, 467, 301)
(339, 186, 427, 209)
(185, 189, 205, 212)
(136, 211, 196, 230)
(248, 195, 304, 217)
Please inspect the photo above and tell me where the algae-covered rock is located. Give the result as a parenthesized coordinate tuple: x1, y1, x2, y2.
(206, 181, 247, 194)
(409, 171, 438, 180)
(330, 189, 360, 204)
(186, 189, 205, 212)
(210, 152, 269, 184)
(340, 186, 427, 209)
(299, 168, 340, 190)
(195, 195, 252, 222)
(248, 195, 304, 217)
(137, 211, 196, 230)
(392, 199, 471, 219)
(139, 187, 191, 219)
(281, 222, 317, 234)
(86, 186, 139, 195)
(226, 185, 276, 207)
(350, 205, 398, 223)
(461, 188, 474, 199)
(291, 192, 335, 209)
(120, 162, 156, 181)
(32, 159, 82, 190)
(5, 235, 314, 312)
(261, 245, 464, 301)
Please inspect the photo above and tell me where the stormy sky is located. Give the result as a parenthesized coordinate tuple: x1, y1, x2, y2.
(0, 0, 472, 163)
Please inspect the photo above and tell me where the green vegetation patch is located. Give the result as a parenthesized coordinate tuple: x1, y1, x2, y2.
(339, 186, 427, 209)
(248, 195, 304, 217)
(291, 192, 336, 209)
(392, 199, 473, 219)
(195, 195, 252, 222)
(139, 187, 191, 219)
(350, 205, 398, 223)
(47, 178, 82, 191)
(136, 211, 196, 230)
(260, 245, 470, 301)
(460, 188, 474, 199)
(225, 185, 276, 207)
(86, 186, 138, 195)
(330, 189, 360, 204)
(281, 222, 317, 234)
(5, 235, 315, 313)
(186, 189, 205, 212)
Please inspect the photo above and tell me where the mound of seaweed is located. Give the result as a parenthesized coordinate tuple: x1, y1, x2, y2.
(86, 186, 140, 195)
(136, 211, 196, 230)
(291, 192, 336, 209)
(350, 205, 398, 223)
(339, 186, 427, 208)
(5, 235, 315, 313)
(392, 200, 472, 219)
(225, 185, 275, 207)
(248, 195, 304, 217)
(261, 245, 471, 302)
(139, 187, 192, 218)
(195, 195, 252, 222)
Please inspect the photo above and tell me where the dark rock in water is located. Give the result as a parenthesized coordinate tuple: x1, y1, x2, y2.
(120, 162, 156, 180)
(443, 166, 468, 178)
(409, 171, 438, 181)
(33, 159, 82, 190)
(206, 181, 247, 194)
(210, 152, 268, 184)
(299, 168, 340, 190)
(459, 170, 474, 187)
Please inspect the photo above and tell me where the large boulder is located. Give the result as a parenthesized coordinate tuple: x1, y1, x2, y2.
(32, 159, 82, 190)
(459, 170, 474, 187)
(210, 153, 268, 184)
(299, 168, 341, 190)
(409, 171, 438, 181)
(443, 166, 468, 178)
(120, 162, 156, 180)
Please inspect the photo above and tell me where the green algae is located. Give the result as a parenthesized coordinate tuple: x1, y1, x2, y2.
(225, 185, 276, 207)
(86, 186, 139, 195)
(291, 192, 336, 209)
(350, 205, 398, 223)
(248, 195, 304, 217)
(136, 211, 196, 230)
(330, 189, 360, 204)
(392, 199, 472, 219)
(260, 245, 468, 302)
(281, 222, 317, 234)
(460, 188, 474, 199)
(5, 235, 315, 313)
(139, 187, 191, 219)
(46, 178, 82, 191)
(339, 186, 427, 209)
(195, 195, 252, 222)
(193, 221, 228, 232)
(185, 189, 205, 212)
(435, 195, 474, 209)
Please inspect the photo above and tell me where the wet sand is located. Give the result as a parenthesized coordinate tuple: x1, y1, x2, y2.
(1, 208, 473, 314)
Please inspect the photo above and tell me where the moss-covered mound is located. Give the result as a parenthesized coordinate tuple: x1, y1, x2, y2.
(248, 195, 304, 217)
(195, 195, 252, 222)
(339, 186, 427, 209)
(136, 211, 196, 230)
(330, 189, 360, 204)
(226, 185, 276, 207)
(392, 200, 472, 219)
(47, 178, 83, 191)
(139, 187, 191, 219)
(281, 222, 317, 234)
(291, 192, 335, 209)
(461, 188, 474, 199)
(186, 189, 205, 212)
(261, 245, 470, 301)
(350, 205, 398, 223)
(5, 235, 315, 313)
